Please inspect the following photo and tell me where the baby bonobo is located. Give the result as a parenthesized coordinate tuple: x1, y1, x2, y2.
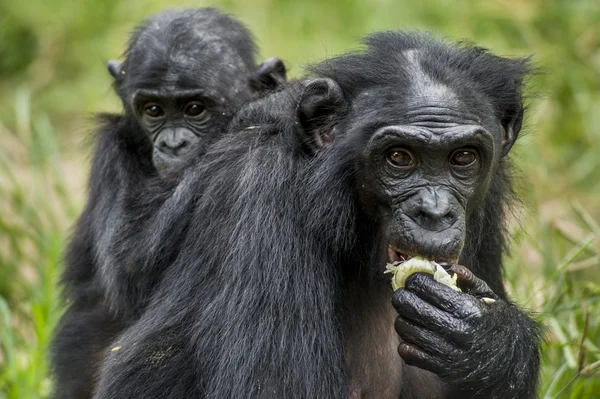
(50, 8, 286, 399)
(107, 7, 286, 174)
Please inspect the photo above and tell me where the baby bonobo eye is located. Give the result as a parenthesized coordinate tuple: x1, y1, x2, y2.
(184, 101, 208, 120)
(450, 148, 477, 167)
(143, 103, 165, 119)
(387, 148, 414, 169)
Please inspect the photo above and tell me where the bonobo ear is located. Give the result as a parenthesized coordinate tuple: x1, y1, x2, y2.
(249, 57, 287, 92)
(500, 105, 523, 156)
(107, 60, 123, 79)
(297, 78, 346, 153)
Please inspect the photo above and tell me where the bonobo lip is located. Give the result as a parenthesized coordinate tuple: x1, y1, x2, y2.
(387, 245, 457, 264)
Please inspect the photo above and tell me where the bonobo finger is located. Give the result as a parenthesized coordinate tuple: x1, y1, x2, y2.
(450, 265, 498, 300)
(404, 273, 466, 313)
(397, 342, 445, 376)
(394, 315, 455, 357)
(393, 290, 471, 343)
(392, 290, 468, 334)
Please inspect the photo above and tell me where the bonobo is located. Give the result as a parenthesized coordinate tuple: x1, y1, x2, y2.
(50, 8, 286, 399)
(92, 32, 541, 399)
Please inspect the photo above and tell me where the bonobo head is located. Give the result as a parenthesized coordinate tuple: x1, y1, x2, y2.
(298, 32, 530, 265)
(108, 8, 286, 174)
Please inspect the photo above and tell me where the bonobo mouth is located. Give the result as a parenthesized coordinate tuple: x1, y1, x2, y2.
(387, 245, 457, 264)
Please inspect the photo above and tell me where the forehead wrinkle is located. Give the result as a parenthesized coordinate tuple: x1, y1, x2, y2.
(425, 125, 488, 139)
(404, 102, 481, 123)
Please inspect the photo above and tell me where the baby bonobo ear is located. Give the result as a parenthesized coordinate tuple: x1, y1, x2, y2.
(500, 105, 523, 156)
(107, 60, 123, 79)
(297, 78, 346, 154)
(249, 57, 287, 92)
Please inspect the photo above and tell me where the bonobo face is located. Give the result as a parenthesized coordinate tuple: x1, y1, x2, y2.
(108, 8, 287, 175)
(297, 66, 520, 264)
(110, 56, 286, 175)
(131, 89, 229, 173)
(354, 91, 499, 263)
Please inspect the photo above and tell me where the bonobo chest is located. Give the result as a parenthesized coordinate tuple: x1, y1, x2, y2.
(342, 280, 446, 399)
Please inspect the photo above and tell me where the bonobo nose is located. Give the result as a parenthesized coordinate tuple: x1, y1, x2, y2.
(155, 129, 196, 157)
(403, 187, 459, 231)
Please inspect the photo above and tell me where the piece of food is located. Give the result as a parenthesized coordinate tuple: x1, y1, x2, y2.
(384, 256, 460, 292)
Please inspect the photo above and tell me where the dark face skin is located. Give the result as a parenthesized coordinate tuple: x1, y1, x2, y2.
(132, 88, 228, 172)
(354, 90, 499, 263)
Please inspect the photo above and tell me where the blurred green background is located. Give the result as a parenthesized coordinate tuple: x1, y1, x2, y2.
(1, 0, 599, 397)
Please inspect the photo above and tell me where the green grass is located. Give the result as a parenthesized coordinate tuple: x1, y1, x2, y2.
(0, 89, 77, 398)
(1, 0, 599, 398)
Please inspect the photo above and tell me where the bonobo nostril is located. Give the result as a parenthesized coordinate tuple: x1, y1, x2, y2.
(421, 208, 450, 220)
(173, 140, 188, 150)
(417, 208, 454, 222)
(442, 210, 456, 223)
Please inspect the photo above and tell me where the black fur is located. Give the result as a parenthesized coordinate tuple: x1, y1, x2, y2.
(114, 9, 258, 96)
(91, 32, 541, 399)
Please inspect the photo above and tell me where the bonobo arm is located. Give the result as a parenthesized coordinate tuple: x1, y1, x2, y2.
(88, 115, 199, 318)
(392, 265, 541, 399)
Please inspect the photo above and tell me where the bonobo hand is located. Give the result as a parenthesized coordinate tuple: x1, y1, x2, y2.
(392, 265, 541, 398)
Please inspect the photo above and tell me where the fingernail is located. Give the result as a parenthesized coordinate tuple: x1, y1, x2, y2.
(437, 262, 452, 271)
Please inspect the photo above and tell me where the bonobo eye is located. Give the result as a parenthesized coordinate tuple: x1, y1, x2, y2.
(184, 102, 208, 119)
(386, 148, 414, 169)
(143, 103, 165, 119)
(450, 149, 478, 167)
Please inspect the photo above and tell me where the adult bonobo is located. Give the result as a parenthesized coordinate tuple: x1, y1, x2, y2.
(92, 32, 541, 398)
(51, 8, 286, 399)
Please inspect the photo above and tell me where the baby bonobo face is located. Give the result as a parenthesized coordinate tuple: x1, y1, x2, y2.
(107, 8, 287, 176)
